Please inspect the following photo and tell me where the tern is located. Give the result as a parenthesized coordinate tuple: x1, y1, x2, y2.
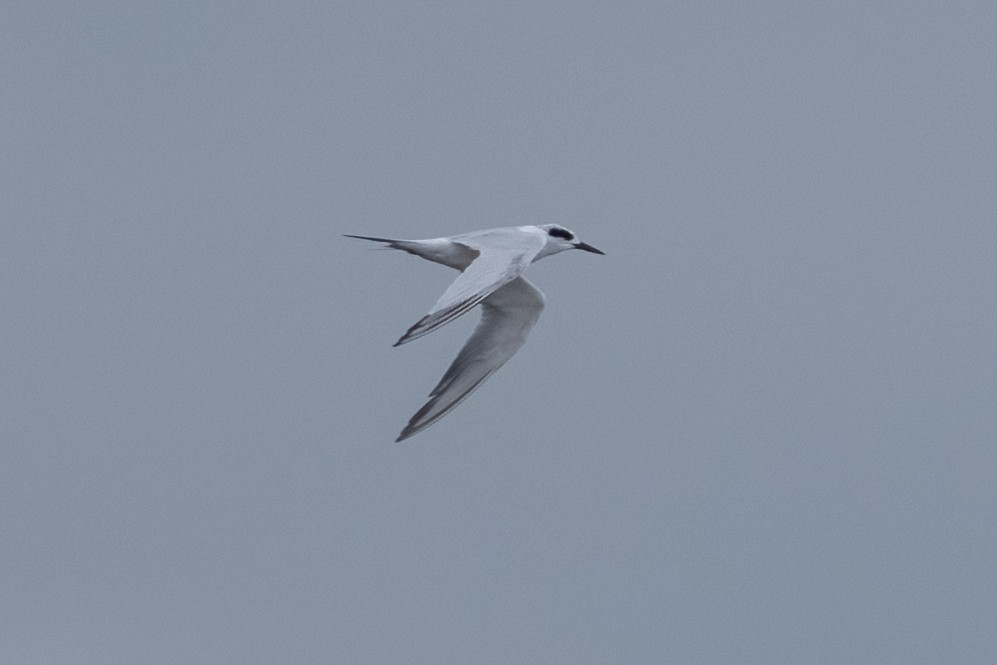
(345, 224, 605, 442)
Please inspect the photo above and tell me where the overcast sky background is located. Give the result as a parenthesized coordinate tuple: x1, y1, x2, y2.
(3, 2, 996, 663)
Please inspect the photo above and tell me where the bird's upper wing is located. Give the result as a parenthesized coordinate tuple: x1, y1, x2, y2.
(393, 232, 545, 346)
(395, 277, 545, 442)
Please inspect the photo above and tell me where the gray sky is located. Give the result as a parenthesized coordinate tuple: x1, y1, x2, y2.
(3, 2, 996, 663)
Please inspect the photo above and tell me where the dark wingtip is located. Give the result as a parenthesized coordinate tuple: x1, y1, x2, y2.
(393, 315, 429, 347)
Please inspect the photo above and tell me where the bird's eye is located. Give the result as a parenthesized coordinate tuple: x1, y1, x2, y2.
(547, 227, 574, 241)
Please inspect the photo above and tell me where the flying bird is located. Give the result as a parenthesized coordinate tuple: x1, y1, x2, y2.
(345, 224, 605, 442)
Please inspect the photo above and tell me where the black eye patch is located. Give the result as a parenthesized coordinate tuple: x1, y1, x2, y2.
(547, 227, 574, 241)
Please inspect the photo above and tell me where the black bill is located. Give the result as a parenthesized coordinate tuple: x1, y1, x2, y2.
(574, 241, 605, 255)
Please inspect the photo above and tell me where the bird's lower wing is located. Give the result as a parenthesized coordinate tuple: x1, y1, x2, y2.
(395, 278, 545, 442)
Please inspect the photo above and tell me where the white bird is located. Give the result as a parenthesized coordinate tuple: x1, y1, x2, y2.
(345, 224, 605, 442)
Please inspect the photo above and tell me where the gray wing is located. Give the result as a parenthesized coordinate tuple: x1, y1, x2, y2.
(393, 233, 545, 346)
(395, 277, 545, 442)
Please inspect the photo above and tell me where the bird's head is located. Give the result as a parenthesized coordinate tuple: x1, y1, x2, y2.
(535, 224, 605, 259)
